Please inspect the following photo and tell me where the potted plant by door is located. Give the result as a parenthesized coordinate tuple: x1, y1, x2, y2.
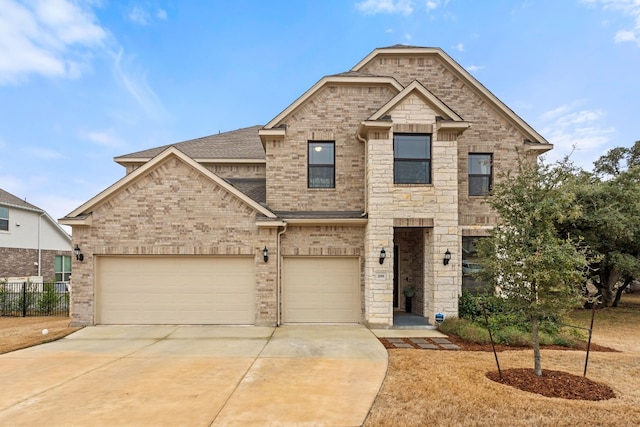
(403, 285, 415, 313)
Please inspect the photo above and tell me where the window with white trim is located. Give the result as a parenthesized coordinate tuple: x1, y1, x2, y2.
(55, 255, 71, 282)
(0, 207, 8, 231)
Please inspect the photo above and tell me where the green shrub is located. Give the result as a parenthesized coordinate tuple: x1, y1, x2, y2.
(440, 318, 491, 344)
(493, 325, 531, 346)
(38, 282, 61, 315)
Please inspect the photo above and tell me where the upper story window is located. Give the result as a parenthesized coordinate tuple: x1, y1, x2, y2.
(394, 134, 431, 184)
(468, 153, 492, 196)
(0, 207, 8, 231)
(308, 141, 335, 188)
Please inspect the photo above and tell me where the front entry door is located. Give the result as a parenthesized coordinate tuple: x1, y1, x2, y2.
(393, 245, 399, 308)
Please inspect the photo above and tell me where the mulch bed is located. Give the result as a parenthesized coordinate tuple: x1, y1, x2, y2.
(444, 335, 619, 352)
(487, 369, 616, 401)
(378, 336, 617, 352)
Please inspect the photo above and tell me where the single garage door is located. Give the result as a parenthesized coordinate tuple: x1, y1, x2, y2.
(96, 256, 255, 325)
(282, 257, 360, 323)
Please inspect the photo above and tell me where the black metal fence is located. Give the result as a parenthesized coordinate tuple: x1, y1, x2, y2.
(0, 281, 70, 317)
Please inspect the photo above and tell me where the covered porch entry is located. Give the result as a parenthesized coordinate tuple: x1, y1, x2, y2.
(393, 227, 433, 326)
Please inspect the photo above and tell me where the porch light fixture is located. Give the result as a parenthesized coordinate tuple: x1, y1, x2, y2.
(443, 249, 451, 266)
(379, 248, 386, 265)
(262, 246, 269, 263)
(74, 245, 84, 262)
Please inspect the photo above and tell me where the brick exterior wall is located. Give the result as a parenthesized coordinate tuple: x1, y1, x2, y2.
(71, 155, 277, 326)
(203, 163, 266, 179)
(265, 84, 397, 212)
(0, 248, 71, 280)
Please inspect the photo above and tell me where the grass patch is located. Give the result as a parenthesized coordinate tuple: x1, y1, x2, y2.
(364, 292, 640, 426)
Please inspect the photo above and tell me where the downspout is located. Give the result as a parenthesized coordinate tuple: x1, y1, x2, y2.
(276, 223, 288, 326)
(357, 132, 368, 217)
(37, 213, 46, 277)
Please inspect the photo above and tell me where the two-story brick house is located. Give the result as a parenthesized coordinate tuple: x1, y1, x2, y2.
(61, 46, 551, 327)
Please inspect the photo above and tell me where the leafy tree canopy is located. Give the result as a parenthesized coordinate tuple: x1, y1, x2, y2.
(476, 155, 590, 376)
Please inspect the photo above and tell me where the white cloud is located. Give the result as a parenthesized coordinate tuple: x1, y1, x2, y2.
(538, 102, 616, 168)
(453, 42, 464, 52)
(356, 0, 414, 15)
(128, 6, 151, 25)
(80, 129, 125, 148)
(112, 49, 168, 120)
(581, 0, 640, 47)
(23, 147, 68, 159)
(426, 1, 438, 11)
(0, 0, 107, 85)
(465, 64, 484, 73)
(157, 9, 167, 20)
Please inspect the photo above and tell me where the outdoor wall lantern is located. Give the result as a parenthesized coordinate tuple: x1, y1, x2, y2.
(74, 245, 84, 262)
(263, 246, 269, 263)
(443, 249, 451, 266)
(379, 248, 386, 265)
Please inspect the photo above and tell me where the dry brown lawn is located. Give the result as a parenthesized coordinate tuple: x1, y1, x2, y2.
(0, 316, 81, 354)
(364, 293, 640, 427)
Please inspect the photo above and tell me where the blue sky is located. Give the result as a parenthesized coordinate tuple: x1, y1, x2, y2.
(1, 0, 639, 231)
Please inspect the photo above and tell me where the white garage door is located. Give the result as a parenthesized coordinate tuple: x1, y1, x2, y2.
(96, 256, 255, 325)
(282, 257, 360, 323)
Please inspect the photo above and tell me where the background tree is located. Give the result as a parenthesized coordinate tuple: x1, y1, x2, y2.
(559, 141, 640, 307)
(476, 156, 589, 376)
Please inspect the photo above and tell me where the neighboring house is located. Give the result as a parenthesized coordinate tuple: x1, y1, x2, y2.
(1, 188, 72, 282)
(61, 45, 552, 327)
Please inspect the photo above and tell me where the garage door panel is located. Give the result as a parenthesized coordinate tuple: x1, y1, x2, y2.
(283, 257, 360, 323)
(96, 256, 255, 325)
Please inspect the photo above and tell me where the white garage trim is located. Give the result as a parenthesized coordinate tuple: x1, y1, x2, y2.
(96, 256, 255, 325)
(282, 257, 361, 323)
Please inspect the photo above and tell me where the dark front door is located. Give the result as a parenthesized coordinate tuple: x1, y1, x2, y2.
(393, 245, 399, 308)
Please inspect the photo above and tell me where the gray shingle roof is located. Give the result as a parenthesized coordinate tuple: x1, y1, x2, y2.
(117, 125, 265, 161)
(227, 179, 266, 204)
(0, 188, 42, 212)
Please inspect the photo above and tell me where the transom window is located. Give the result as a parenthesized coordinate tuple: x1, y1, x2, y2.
(468, 153, 492, 196)
(0, 207, 8, 231)
(308, 141, 335, 188)
(394, 134, 431, 184)
(55, 255, 71, 282)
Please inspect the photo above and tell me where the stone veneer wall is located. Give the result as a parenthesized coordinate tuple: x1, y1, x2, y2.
(70, 155, 277, 326)
(364, 91, 461, 327)
(358, 53, 538, 228)
(0, 248, 71, 280)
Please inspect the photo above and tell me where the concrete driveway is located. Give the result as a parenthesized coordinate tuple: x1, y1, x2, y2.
(0, 325, 387, 426)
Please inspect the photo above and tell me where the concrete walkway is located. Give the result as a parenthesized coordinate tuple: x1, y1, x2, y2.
(0, 325, 388, 427)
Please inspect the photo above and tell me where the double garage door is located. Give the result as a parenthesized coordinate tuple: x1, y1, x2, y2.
(95, 256, 360, 324)
(96, 256, 255, 325)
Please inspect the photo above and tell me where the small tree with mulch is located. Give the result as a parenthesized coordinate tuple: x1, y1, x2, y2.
(476, 156, 591, 376)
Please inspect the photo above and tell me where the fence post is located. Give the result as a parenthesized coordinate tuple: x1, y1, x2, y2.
(22, 281, 27, 317)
